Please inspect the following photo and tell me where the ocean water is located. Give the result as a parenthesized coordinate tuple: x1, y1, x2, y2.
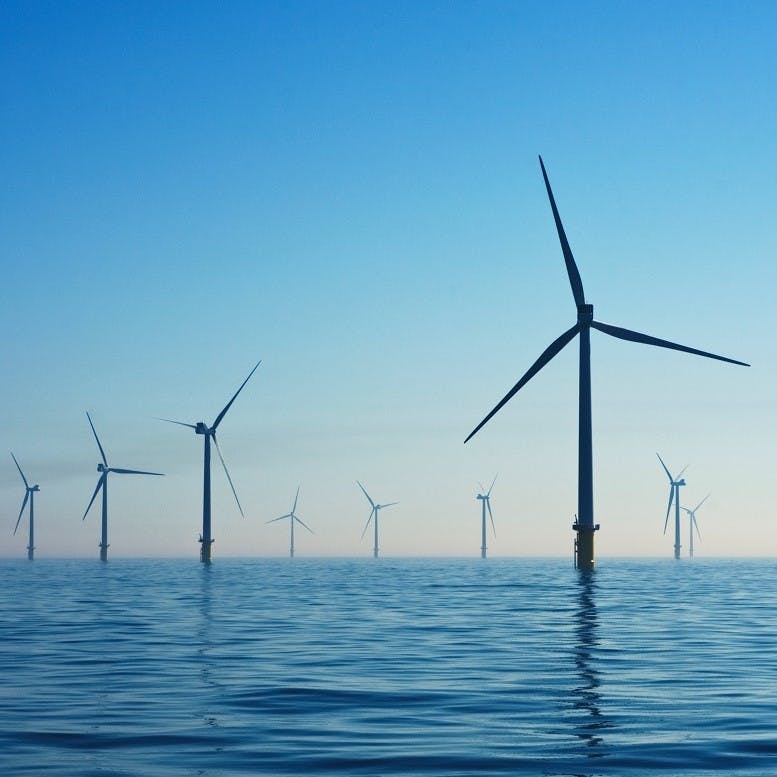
(1, 558, 776, 776)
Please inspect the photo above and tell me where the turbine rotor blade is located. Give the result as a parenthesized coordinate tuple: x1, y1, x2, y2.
(212, 360, 261, 431)
(292, 485, 300, 515)
(360, 508, 375, 539)
(156, 417, 197, 429)
(693, 516, 702, 541)
(356, 481, 375, 509)
(10, 452, 29, 489)
(656, 453, 673, 482)
(86, 412, 109, 467)
(381, 501, 399, 509)
(539, 155, 586, 307)
(694, 493, 710, 513)
(294, 515, 314, 534)
(677, 464, 689, 479)
(487, 474, 497, 497)
(663, 486, 674, 534)
(266, 514, 292, 524)
(212, 436, 244, 517)
(111, 468, 165, 476)
(14, 491, 30, 535)
(465, 324, 580, 443)
(591, 321, 749, 367)
(487, 499, 496, 537)
(83, 473, 106, 521)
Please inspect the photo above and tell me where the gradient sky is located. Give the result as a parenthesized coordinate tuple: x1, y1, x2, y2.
(1, 1, 775, 558)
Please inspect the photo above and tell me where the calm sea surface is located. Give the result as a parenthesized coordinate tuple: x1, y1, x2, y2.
(1, 558, 776, 776)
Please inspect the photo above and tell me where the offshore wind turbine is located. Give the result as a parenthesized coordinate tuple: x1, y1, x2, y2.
(357, 481, 398, 559)
(11, 453, 39, 560)
(159, 361, 260, 563)
(465, 156, 749, 570)
(83, 412, 164, 561)
(657, 453, 687, 560)
(266, 486, 313, 557)
(681, 494, 709, 558)
(476, 477, 497, 558)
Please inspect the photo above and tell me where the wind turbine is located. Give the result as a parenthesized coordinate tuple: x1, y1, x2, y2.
(357, 481, 398, 558)
(11, 453, 39, 560)
(159, 361, 260, 563)
(657, 453, 687, 560)
(681, 494, 709, 558)
(83, 412, 164, 561)
(266, 486, 313, 557)
(476, 476, 497, 558)
(465, 156, 748, 570)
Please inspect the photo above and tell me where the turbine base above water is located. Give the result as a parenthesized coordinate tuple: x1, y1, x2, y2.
(199, 536, 214, 564)
(574, 520, 599, 571)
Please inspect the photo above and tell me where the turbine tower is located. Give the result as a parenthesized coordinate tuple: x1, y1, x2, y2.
(11, 453, 39, 560)
(657, 453, 688, 560)
(476, 476, 497, 558)
(357, 481, 398, 559)
(159, 361, 260, 563)
(83, 412, 164, 561)
(681, 494, 709, 558)
(266, 486, 313, 557)
(465, 156, 748, 570)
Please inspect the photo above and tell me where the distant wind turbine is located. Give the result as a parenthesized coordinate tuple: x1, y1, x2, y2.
(357, 481, 397, 559)
(657, 453, 687, 560)
(465, 156, 749, 570)
(11, 453, 39, 560)
(681, 494, 709, 559)
(266, 486, 313, 557)
(476, 477, 497, 558)
(159, 361, 260, 563)
(83, 412, 164, 561)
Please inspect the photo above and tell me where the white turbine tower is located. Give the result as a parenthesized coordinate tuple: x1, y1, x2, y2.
(657, 453, 687, 559)
(476, 477, 497, 558)
(266, 486, 313, 557)
(357, 481, 398, 559)
(681, 494, 709, 558)
(11, 453, 39, 561)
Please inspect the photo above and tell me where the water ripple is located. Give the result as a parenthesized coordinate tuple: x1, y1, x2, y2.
(1, 558, 776, 775)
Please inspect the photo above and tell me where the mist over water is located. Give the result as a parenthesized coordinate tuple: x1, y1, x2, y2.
(1, 558, 776, 776)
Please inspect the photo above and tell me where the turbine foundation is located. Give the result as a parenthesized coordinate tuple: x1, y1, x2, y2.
(574, 522, 598, 571)
(200, 537, 214, 564)
(99, 544, 109, 562)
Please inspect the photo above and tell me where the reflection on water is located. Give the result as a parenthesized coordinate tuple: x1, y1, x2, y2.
(197, 566, 223, 745)
(571, 572, 610, 761)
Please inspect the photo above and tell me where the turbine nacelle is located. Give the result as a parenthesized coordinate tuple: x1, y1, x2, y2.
(97, 463, 108, 473)
(195, 422, 210, 435)
(675, 478, 686, 486)
(30, 484, 40, 492)
(577, 303, 594, 323)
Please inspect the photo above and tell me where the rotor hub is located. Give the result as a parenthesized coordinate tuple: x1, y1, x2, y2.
(577, 303, 594, 324)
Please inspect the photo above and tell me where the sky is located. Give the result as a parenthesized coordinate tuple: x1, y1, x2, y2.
(1, 1, 775, 558)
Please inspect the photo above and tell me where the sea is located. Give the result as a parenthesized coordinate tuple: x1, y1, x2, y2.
(1, 557, 776, 776)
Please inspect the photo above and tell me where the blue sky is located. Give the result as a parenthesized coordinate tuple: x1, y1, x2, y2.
(1, 1, 775, 557)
